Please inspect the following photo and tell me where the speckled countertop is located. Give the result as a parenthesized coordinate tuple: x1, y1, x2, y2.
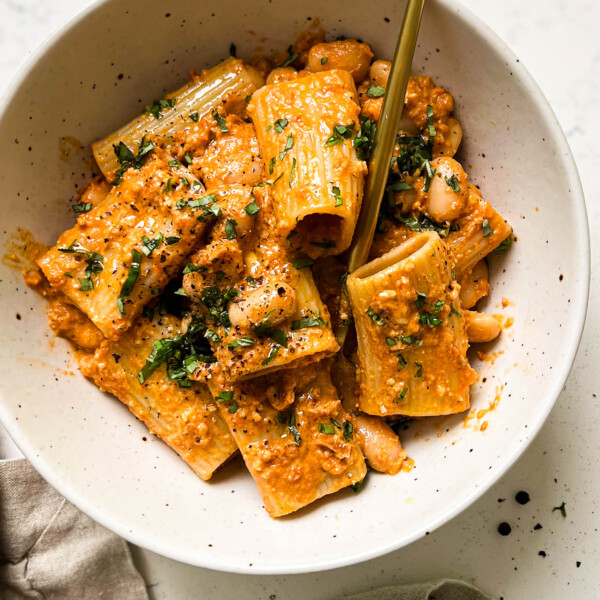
(1, 1, 598, 597)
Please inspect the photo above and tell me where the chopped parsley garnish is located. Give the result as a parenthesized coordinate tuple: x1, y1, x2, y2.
(494, 235, 513, 254)
(183, 262, 206, 275)
(482, 219, 494, 238)
(445, 174, 461, 193)
(325, 123, 356, 147)
(366, 307, 385, 326)
(419, 311, 443, 327)
(112, 136, 155, 185)
(393, 212, 459, 239)
(269, 156, 276, 174)
(397, 388, 408, 402)
(426, 105, 436, 139)
(400, 335, 422, 345)
(225, 219, 238, 240)
(449, 304, 462, 318)
(279, 134, 294, 160)
(228, 401, 238, 413)
(141, 233, 164, 257)
(415, 291, 427, 310)
(228, 336, 255, 348)
(273, 118, 289, 133)
(162, 178, 173, 194)
(310, 240, 336, 249)
(397, 354, 407, 367)
(188, 193, 222, 219)
(414, 362, 423, 377)
(351, 479, 364, 493)
(387, 181, 413, 193)
(165, 236, 180, 245)
(174, 287, 187, 296)
(366, 85, 385, 98)
(145, 98, 176, 120)
(279, 52, 299, 68)
(117, 248, 142, 315)
(168, 159, 181, 168)
(58, 240, 104, 291)
(332, 185, 344, 207)
(137, 319, 215, 386)
(216, 391, 234, 402)
(289, 157, 296, 186)
(204, 330, 220, 343)
(244, 201, 260, 216)
(291, 313, 326, 330)
(321, 57, 328, 65)
(386, 337, 397, 346)
(343, 420, 353, 441)
(200, 285, 238, 329)
(73, 202, 92, 214)
(292, 257, 315, 269)
(319, 423, 335, 435)
(288, 413, 301, 445)
(189, 112, 199, 122)
(552, 501, 567, 517)
(211, 109, 229, 133)
(354, 116, 376, 161)
(262, 345, 280, 365)
(183, 152, 193, 166)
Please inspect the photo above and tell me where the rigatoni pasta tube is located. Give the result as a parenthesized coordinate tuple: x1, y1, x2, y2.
(208, 363, 366, 517)
(39, 149, 212, 340)
(247, 70, 366, 258)
(347, 231, 476, 417)
(78, 313, 237, 480)
(92, 58, 261, 180)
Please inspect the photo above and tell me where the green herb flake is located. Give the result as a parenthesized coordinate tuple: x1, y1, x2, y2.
(78, 277, 93, 291)
(273, 118, 289, 133)
(366, 85, 385, 98)
(165, 236, 180, 245)
(397, 354, 407, 367)
(262, 345, 280, 365)
(117, 249, 143, 315)
(343, 420, 353, 441)
(216, 391, 234, 402)
(445, 174, 461, 193)
(319, 423, 335, 435)
(228, 336, 255, 348)
(292, 257, 315, 270)
(189, 112, 199, 122)
(325, 123, 356, 147)
(73, 202, 92, 214)
(367, 307, 385, 326)
(353, 116, 376, 161)
(244, 202, 261, 216)
(494, 235, 513, 255)
(112, 136, 155, 185)
(426, 104, 436, 139)
(415, 291, 427, 310)
(183, 152, 193, 166)
(291, 313, 326, 331)
(321, 57, 328, 65)
(168, 159, 181, 168)
(288, 413, 301, 446)
(310, 240, 336, 249)
(289, 157, 297, 186)
(204, 330, 220, 343)
(145, 98, 176, 120)
(225, 219, 238, 240)
(397, 388, 408, 402)
(279, 52, 299, 68)
(414, 361, 423, 377)
(419, 312, 443, 327)
(552, 501, 567, 518)
(141, 233, 164, 257)
(269, 156, 276, 174)
(401, 335, 422, 346)
(279, 134, 294, 160)
(211, 109, 229, 133)
(332, 185, 344, 207)
(228, 401, 238, 414)
(482, 219, 494, 238)
(449, 304, 462, 318)
(386, 337, 397, 346)
(351, 479, 364, 493)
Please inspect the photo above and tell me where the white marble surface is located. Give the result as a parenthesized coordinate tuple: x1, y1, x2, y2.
(1, 0, 598, 597)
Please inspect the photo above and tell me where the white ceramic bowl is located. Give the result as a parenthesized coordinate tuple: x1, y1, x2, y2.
(0, 0, 589, 574)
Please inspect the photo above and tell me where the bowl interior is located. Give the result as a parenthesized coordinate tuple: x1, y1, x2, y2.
(0, 0, 588, 574)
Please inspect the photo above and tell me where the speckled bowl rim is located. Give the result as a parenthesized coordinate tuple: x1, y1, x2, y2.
(0, 0, 590, 575)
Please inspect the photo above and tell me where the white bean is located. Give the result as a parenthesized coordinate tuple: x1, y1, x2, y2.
(464, 310, 502, 343)
(439, 117, 462, 158)
(307, 40, 373, 82)
(266, 67, 298, 85)
(426, 156, 469, 223)
(369, 60, 391, 87)
(354, 414, 407, 475)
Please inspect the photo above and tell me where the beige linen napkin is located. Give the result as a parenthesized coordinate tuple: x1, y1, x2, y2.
(0, 458, 148, 600)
